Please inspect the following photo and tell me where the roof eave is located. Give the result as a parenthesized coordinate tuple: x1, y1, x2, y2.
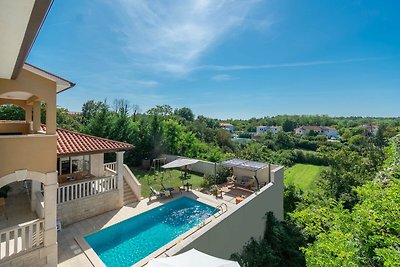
(11, 0, 54, 79)
(57, 147, 134, 158)
(23, 63, 76, 93)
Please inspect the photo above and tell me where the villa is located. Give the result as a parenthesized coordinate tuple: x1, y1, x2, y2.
(1, 2, 284, 266)
(360, 124, 380, 136)
(294, 125, 338, 138)
(219, 122, 234, 134)
(256, 125, 281, 135)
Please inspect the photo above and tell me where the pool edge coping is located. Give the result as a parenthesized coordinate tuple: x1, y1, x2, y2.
(75, 235, 105, 267)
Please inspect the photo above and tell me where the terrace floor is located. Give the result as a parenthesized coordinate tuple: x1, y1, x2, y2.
(57, 190, 239, 267)
(0, 181, 38, 230)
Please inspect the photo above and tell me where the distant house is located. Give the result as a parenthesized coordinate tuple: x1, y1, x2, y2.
(219, 122, 234, 133)
(361, 124, 380, 136)
(256, 126, 281, 135)
(67, 111, 82, 116)
(294, 126, 338, 138)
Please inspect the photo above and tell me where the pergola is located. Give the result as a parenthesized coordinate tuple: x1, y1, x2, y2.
(221, 158, 271, 189)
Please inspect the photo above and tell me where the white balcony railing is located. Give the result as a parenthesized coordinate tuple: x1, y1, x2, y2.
(0, 219, 44, 260)
(104, 162, 117, 173)
(57, 175, 117, 204)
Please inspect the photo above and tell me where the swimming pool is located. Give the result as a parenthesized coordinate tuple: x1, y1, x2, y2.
(84, 197, 218, 266)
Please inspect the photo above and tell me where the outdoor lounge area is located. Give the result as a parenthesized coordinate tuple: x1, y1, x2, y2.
(134, 156, 278, 206)
(57, 158, 284, 266)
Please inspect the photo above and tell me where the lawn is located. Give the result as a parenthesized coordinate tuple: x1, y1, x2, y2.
(284, 164, 327, 191)
(129, 167, 206, 197)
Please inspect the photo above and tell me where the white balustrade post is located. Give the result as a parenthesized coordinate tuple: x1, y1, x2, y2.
(116, 151, 125, 207)
(43, 171, 58, 266)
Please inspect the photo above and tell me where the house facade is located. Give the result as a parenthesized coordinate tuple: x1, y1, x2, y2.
(219, 122, 234, 133)
(53, 128, 139, 226)
(0, 68, 67, 266)
(361, 124, 380, 136)
(294, 126, 338, 138)
(0, 2, 139, 265)
(0, 25, 75, 263)
(256, 126, 281, 135)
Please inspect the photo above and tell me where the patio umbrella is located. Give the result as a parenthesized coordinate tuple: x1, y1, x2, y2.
(161, 158, 199, 183)
(161, 158, 199, 169)
(147, 249, 241, 267)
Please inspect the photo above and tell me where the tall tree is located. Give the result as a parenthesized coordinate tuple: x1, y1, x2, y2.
(174, 107, 195, 121)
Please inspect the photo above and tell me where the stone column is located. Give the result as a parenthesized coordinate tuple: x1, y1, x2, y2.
(46, 95, 56, 135)
(116, 151, 125, 207)
(33, 101, 41, 133)
(25, 106, 32, 122)
(30, 180, 41, 212)
(43, 171, 58, 266)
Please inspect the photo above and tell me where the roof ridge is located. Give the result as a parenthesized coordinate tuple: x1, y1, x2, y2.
(57, 127, 133, 147)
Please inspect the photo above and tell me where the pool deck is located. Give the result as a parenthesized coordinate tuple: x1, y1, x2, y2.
(57, 190, 236, 267)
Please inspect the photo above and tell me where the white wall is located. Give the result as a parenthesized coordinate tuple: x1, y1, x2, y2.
(161, 154, 217, 176)
(169, 166, 284, 259)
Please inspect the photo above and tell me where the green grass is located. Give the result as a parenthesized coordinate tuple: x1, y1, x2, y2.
(284, 164, 327, 191)
(129, 167, 206, 197)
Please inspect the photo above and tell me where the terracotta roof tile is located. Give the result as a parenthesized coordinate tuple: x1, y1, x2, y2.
(55, 128, 133, 156)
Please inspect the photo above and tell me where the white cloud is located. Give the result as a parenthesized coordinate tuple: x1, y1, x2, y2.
(109, 0, 263, 75)
(212, 74, 234, 81)
(198, 57, 382, 71)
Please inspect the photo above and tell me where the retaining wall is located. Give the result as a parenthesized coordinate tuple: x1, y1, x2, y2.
(57, 190, 120, 226)
(169, 166, 284, 259)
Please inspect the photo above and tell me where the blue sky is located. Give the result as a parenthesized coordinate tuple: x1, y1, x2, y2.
(28, 0, 400, 119)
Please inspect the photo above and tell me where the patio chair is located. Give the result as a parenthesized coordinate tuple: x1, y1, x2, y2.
(149, 187, 166, 199)
(161, 183, 174, 193)
(161, 183, 174, 197)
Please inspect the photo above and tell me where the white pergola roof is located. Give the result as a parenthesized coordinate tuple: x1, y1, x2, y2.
(147, 249, 240, 267)
(162, 158, 199, 169)
(221, 158, 269, 171)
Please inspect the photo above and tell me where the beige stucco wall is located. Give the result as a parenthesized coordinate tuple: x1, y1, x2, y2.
(171, 166, 284, 259)
(0, 121, 30, 134)
(0, 69, 56, 106)
(90, 153, 104, 177)
(57, 190, 120, 226)
(0, 135, 56, 178)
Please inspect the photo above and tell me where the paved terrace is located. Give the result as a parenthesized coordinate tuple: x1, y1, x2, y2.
(57, 190, 238, 267)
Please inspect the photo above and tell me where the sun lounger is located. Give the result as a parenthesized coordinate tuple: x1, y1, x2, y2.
(150, 187, 168, 199)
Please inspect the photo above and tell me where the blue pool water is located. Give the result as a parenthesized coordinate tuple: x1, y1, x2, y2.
(84, 197, 217, 266)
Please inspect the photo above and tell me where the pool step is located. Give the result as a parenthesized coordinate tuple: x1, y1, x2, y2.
(123, 180, 138, 205)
